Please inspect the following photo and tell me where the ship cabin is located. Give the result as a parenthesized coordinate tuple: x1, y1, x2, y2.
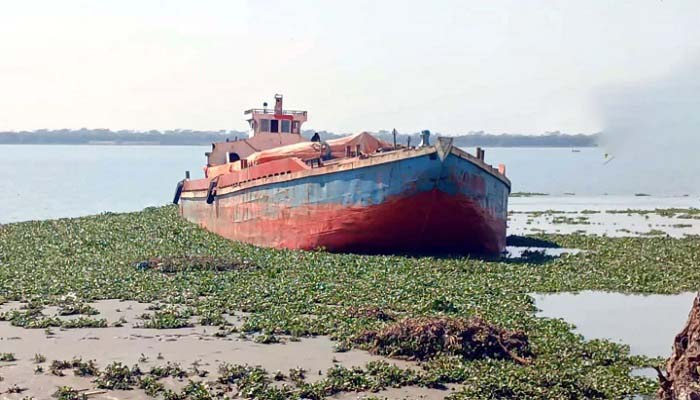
(205, 94, 308, 167)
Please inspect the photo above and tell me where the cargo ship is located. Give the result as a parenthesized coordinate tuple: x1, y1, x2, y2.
(174, 95, 510, 254)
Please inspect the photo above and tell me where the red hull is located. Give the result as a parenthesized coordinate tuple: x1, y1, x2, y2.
(181, 189, 506, 255)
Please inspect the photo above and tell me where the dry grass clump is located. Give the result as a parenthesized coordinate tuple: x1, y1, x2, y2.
(354, 316, 531, 363)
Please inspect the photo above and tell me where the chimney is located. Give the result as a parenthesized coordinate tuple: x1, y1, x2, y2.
(419, 130, 431, 147)
(274, 94, 283, 114)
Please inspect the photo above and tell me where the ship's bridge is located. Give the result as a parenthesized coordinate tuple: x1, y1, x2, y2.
(205, 94, 308, 167)
(245, 94, 307, 136)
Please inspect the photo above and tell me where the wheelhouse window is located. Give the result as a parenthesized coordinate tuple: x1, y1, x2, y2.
(270, 119, 279, 133)
(281, 120, 291, 133)
(260, 119, 270, 132)
(292, 121, 300, 134)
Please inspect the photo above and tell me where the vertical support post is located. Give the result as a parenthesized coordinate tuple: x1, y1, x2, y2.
(407, 137, 411, 148)
(345, 146, 351, 157)
(355, 144, 361, 157)
(392, 128, 397, 149)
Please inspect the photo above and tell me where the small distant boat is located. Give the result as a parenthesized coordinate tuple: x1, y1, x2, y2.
(174, 95, 511, 254)
(571, 149, 581, 153)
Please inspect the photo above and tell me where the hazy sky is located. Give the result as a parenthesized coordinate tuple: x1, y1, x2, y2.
(1, 0, 698, 134)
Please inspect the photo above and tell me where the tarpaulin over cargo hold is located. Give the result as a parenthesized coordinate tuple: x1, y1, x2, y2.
(246, 132, 393, 165)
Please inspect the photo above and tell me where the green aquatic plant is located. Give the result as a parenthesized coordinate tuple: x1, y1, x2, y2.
(94, 361, 140, 390)
(149, 362, 188, 379)
(138, 375, 165, 396)
(73, 359, 99, 377)
(49, 360, 72, 376)
(254, 332, 280, 344)
(52, 386, 87, 400)
(0, 205, 696, 398)
(56, 299, 99, 316)
(135, 306, 192, 329)
(60, 317, 108, 328)
(509, 192, 549, 197)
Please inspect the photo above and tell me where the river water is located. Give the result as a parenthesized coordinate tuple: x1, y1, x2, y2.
(0, 145, 698, 223)
(1, 144, 698, 380)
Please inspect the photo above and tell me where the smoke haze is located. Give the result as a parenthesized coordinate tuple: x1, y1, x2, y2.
(597, 57, 700, 196)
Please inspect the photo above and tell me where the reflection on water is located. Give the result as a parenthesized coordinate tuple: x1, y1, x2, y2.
(533, 291, 696, 357)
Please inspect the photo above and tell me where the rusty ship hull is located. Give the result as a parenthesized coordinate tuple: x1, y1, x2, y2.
(178, 139, 510, 255)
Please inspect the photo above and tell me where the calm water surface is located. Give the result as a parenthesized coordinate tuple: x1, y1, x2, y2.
(1, 145, 698, 223)
(0, 145, 206, 223)
(534, 291, 696, 358)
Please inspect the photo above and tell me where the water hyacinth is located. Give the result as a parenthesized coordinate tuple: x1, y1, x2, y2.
(0, 205, 698, 398)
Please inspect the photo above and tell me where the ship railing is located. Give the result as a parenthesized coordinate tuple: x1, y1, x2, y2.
(244, 109, 307, 116)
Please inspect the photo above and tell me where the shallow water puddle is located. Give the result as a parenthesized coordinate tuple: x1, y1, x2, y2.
(504, 246, 581, 259)
(532, 291, 696, 357)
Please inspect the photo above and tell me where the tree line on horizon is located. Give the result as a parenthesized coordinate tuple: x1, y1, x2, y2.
(0, 128, 599, 147)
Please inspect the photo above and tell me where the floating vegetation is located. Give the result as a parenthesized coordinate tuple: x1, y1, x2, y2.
(641, 229, 667, 237)
(149, 362, 188, 380)
(0, 308, 106, 329)
(73, 359, 100, 377)
(254, 332, 281, 344)
(0, 205, 696, 398)
(52, 386, 87, 400)
(0, 352, 16, 361)
(288, 367, 306, 384)
(138, 375, 165, 396)
(49, 360, 73, 376)
(1, 309, 60, 329)
(60, 316, 108, 328)
(135, 306, 193, 329)
(606, 207, 700, 217)
(56, 297, 99, 316)
(509, 192, 549, 197)
(551, 215, 591, 225)
(672, 223, 693, 228)
(48, 358, 99, 377)
(94, 361, 141, 390)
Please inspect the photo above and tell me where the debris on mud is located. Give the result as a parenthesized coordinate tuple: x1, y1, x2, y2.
(353, 316, 532, 363)
(658, 293, 700, 400)
(135, 255, 255, 273)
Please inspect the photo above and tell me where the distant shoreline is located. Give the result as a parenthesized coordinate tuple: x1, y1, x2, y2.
(0, 129, 599, 147)
(0, 142, 598, 148)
